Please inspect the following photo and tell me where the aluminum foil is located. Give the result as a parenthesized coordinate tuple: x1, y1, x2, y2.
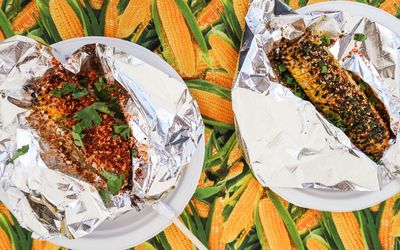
(232, 0, 400, 191)
(0, 36, 203, 239)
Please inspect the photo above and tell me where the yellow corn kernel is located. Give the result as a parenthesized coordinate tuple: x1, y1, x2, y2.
(0, 203, 13, 225)
(370, 203, 381, 213)
(117, 0, 151, 38)
(205, 70, 234, 89)
(205, 127, 213, 143)
(194, 46, 209, 78)
(104, 0, 119, 37)
(209, 49, 223, 69)
(49, 0, 84, 40)
(186, 198, 210, 218)
(380, 0, 400, 16)
(379, 197, 396, 250)
(288, 0, 300, 10)
(198, 172, 213, 188)
(11, 1, 39, 33)
(189, 88, 234, 124)
(196, 0, 224, 30)
(135, 242, 156, 250)
(32, 240, 59, 250)
(296, 210, 322, 234)
(233, 0, 249, 30)
(79, 0, 104, 10)
(306, 236, 329, 250)
(227, 143, 242, 165)
(222, 178, 263, 243)
(209, 197, 225, 250)
(164, 222, 193, 250)
(258, 198, 292, 250)
(0, 30, 4, 41)
(393, 213, 400, 237)
(0, 227, 11, 250)
(157, 0, 196, 77)
(332, 212, 365, 250)
(225, 161, 244, 180)
(208, 32, 238, 75)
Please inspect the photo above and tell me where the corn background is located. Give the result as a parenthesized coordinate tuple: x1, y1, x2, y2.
(0, 0, 399, 249)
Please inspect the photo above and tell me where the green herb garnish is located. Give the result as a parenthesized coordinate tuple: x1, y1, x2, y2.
(99, 188, 112, 203)
(320, 34, 330, 46)
(94, 77, 108, 92)
(132, 149, 138, 158)
(285, 76, 294, 86)
(276, 64, 287, 73)
(321, 65, 328, 73)
(74, 102, 111, 130)
(354, 33, 367, 42)
(359, 82, 367, 91)
(50, 82, 88, 99)
(100, 171, 125, 195)
(113, 124, 130, 141)
(71, 124, 85, 148)
(6, 145, 29, 165)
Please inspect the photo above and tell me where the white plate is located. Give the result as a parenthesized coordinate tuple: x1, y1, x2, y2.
(271, 1, 400, 212)
(48, 37, 205, 249)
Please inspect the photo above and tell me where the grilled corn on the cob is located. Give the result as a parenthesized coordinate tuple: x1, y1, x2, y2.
(276, 34, 390, 159)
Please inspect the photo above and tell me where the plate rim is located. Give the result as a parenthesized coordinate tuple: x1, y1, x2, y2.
(270, 1, 400, 212)
(47, 37, 205, 249)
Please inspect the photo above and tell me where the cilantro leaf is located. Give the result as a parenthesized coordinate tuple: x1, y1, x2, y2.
(276, 64, 287, 73)
(321, 65, 328, 73)
(74, 102, 111, 130)
(94, 77, 108, 92)
(72, 124, 85, 148)
(50, 82, 88, 99)
(99, 188, 112, 203)
(131, 148, 138, 158)
(113, 124, 130, 141)
(320, 34, 330, 46)
(100, 171, 125, 195)
(6, 145, 29, 165)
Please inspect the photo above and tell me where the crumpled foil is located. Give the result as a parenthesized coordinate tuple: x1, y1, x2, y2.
(0, 36, 203, 239)
(232, 0, 400, 191)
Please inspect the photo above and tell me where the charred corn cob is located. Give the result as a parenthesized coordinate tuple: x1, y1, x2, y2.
(196, 0, 224, 30)
(278, 34, 390, 159)
(0, 227, 11, 250)
(11, 1, 39, 34)
(104, 0, 119, 37)
(79, 0, 104, 10)
(186, 198, 210, 218)
(209, 31, 238, 75)
(380, 0, 400, 16)
(117, 0, 151, 38)
(222, 178, 262, 243)
(296, 210, 322, 234)
(0, 203, 13, 225)
(258, 198, 292, 250)
(157, 0, 196, 77)
(164, 222, 193, 250)
(205, 70, 234, 89)
(209, 197, 226, 250)
(379, 198, 396, 250)
(332, 212, 365, 250)
(306, 235, 330, 250)
(233, 0, 249, 30)
(189, 88, 234, 124)
(49, 0, 84, 40)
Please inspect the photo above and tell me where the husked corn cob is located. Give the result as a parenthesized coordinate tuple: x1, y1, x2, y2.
(157, 0, 196, 77)
(0, 203, 13, 225)
(225, 161, 244, 180)
(209, 197, 225, 250)
(196, 0, 224, 30)
(332, 212, 365, 250)
(134, 242, 156, 250)
(32, 240, 59, 250)
(11, 1, 39, 33)
(227, 143, 242, 165)
(117, 0, 151, 38)
(189, 88, 234, 124)
(306, 235, 330, 250)
(370, 203, 381, 213)
(279, 34, 390, 159)
(186, 198, 210, 218)
(209, 49, 224, 69)
(233, 0, 249, 30)
(258, 198, 292, 250)
(0, 227, 11, 250)
(49, 0, 84, 40)
(205, 70, 234, 89)
(209, 32, 238, 75)
(296, 210, 322, 234)
(222, 178, 262, 243)
(79, 0, 104, 10)
(380, 0, 400, 15)
(379, 198, 396, 250)
(164, 222, 193, 250)
(104, 0, 119, 37)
